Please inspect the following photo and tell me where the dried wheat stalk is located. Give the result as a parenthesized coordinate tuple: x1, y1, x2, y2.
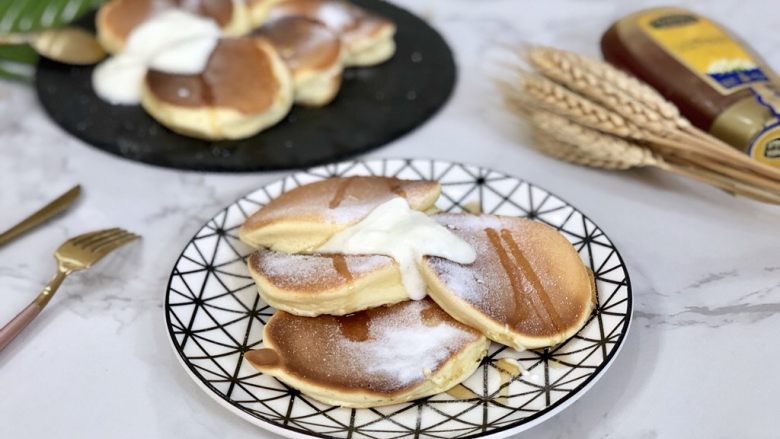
(505, 77, 730, 168)
(525, 46, 684, 135)
(525, 47, 751, 147)
(527, 46, 780, 183)
(530, 110, 660, 169)
(502, 45, 780, 205)
(511, 74, 709, 157)
(531, 130, 780, 204)
(531, 132, 651, 170)
(514, 72, 638, 138)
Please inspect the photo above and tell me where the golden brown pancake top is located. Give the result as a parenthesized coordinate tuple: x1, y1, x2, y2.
(252, 16, 341, 72)
(242, 177, 440, 230)
(101, 0, 234, 40)
(248, 247, 393, 292)
(145, 38, 282, 114)
(424, 214, 594, 338)
(245, 299, 482, 394)
(266, 0, 392, 46)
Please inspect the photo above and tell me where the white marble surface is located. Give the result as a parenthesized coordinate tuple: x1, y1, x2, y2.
(1, 0, 779, 437)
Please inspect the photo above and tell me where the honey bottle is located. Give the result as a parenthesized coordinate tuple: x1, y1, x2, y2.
(601, 7, 780, 167)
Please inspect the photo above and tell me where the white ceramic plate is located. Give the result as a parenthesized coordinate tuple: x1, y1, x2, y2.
(165, 158, 632, 438)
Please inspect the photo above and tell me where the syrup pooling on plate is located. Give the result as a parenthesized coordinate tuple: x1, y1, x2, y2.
(318, 197, 476, 300)
(445, 358, 522, 402)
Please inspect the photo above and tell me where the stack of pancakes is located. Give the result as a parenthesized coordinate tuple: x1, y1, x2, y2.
(95, 0, 396, 139)
(239, 176, 597, 408)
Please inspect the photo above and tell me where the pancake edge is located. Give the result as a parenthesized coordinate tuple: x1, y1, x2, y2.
(247, 251, 409, 316)
(247, 330, 489, 408)
(420, 261, 596, 350)
(140, 38, 294, 140)
(238, 180, 442, 251)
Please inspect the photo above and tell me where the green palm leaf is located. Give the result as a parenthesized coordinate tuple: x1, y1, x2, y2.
(0, 0, 105, 81)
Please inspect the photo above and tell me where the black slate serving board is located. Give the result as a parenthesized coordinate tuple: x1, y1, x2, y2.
(35, 0, 456, 172)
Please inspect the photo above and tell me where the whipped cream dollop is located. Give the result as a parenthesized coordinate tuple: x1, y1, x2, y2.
(318, 197, 476, 300)
(92, 10, 220, 105)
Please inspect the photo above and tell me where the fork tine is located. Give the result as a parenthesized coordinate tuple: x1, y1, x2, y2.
(80, 229, 130, 251)
(91, 232, 140, 255)
(69, 229, 110, 245)
(72, 228, 122, 247)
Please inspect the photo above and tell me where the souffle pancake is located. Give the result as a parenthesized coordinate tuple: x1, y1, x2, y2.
(252, 16, 344, 106)
(247, 248, 406, 316)
(421, 213, 596, 350)
(239, 176, 441, 253)
(264, 0, 396, 66)
(245, 299, 489, 407)
(141, 37, 293, 140)
(97, 0, 251, 53)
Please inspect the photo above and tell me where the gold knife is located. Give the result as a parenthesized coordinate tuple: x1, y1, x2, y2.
(0, 185, 81, 247)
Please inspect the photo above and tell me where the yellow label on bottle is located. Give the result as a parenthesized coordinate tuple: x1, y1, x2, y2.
(638, 9, 769, 95)
(749, 126, 780, 166)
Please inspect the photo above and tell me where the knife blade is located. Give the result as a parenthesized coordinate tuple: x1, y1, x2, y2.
(0, 185, 82, 247)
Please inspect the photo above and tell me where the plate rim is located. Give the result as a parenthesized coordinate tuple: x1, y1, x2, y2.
(164, 157, 634, 438)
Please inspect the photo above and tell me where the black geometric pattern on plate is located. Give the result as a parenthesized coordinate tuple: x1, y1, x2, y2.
(35, 1, 456, 172)
(165, 159, 632, 438)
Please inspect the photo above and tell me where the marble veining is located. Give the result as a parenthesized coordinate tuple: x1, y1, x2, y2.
(1, 0, 780, 438)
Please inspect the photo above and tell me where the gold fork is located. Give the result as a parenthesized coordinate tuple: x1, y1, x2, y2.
(0, 27, 107, 65)
(0, 228, 140, 352)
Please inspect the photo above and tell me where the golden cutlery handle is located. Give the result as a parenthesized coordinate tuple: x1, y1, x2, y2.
(0, 185, 81, 247)
(0, 270, 67, 353)
(0, 33, 32, 45)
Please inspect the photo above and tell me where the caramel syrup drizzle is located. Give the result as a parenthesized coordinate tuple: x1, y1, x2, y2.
(446, 384, 479, 400)
(387, 180, 407, 199)
(329, 177, 408, 210)
(329, 177, 355, 208)
(495, 358, 522, 404)
(484, 228, 563, 333)
(485, 228, 530, 323)
(500, 229, 564, 333)
(245, 348, 281, 368)
(446, 359, 522, 402)
(331, 254, 353, 281)
(336, 312, 371, 341)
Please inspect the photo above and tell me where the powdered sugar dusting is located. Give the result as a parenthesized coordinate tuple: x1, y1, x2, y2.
(317, 2, 356, 31)
(346, 254, 392, 273)
(426, 213, 581, 336)
(337, 301, 474, 388)
(429, 214, 510, 307)
(252, 248, 392, 290)
(362, 302, 468, 385)
(244, 177, 435, 229)
(263, 300, 482, 394)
